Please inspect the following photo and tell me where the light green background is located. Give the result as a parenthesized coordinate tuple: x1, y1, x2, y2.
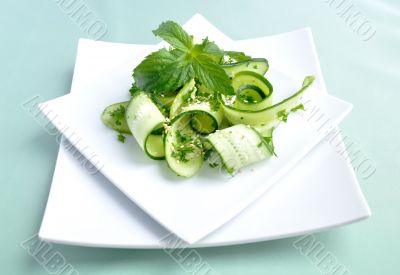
(1, 0, 399, 274)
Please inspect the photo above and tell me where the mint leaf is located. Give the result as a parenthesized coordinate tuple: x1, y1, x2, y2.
(134, 21, 236, 95)
(192, 54, 234, 95)
(153, 21, 193, 51)
(134, 43, 233, 95)
(133, 49, 191, 93)
(190, 38, 233, 94)
(192, 37, 224, 63)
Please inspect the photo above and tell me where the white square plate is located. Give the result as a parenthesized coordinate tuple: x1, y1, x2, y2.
(38, 14, 369, 244)
(39, 133, 370, 248)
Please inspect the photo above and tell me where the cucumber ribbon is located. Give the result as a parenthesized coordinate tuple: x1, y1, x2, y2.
(102, 59, 315, 177)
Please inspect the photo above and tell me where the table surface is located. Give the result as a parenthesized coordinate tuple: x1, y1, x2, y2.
(1, 0, 399, 274)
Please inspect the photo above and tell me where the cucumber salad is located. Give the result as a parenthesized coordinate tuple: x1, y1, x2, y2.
(101, 21, 315, 177)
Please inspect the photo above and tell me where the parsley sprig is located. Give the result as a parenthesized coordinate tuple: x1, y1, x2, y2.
(133, 21, 234, 96)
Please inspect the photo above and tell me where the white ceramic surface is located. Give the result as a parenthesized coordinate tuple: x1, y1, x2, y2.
(38, 14, 370, 246)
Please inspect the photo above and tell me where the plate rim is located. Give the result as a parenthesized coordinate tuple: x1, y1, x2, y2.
(38, 13, 371, 247)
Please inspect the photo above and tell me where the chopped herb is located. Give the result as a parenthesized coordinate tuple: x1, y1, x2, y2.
(109, 105, 126, 126)
(193, 84, 220, 111)
(210, 93, 221, 111)
(239, 95, 255, 103)
(291, 103, 305, 112)
(221, 51, 252, 64)
(277, 109, 289, 122)
(117, 133, 126, 143)
(171, 146, 193, 163)
(129, 84, 141, 96)
(171, 130, 202, 163)
(181, 87, 196, 104)
(278, 103, 305, 123)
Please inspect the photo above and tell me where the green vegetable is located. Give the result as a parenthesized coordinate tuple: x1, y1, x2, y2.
(133, 21, 234, 95)
(101, 101, 130, 134)
(206, 124, 272, 174)
(230, 71, 273, 111)
(129, 84, 141, 96)
(110, 106, 125, 126)
(164, 112, 205, 177)
(117, 133, 126, 143)
(277, 103, 305, 123)
(100, 20, 316, 178)
(223, 58, 269, 78)
(221, 51, 252, 64)
(152, 20, 193, 52)
(221, 76, 315, 126)
(171, 130, 202, 163)
(125, 92, 166, 160)
(170, 79, 223, 135)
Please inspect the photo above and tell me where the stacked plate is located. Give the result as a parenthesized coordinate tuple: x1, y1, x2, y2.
(37, 14, 370, 248)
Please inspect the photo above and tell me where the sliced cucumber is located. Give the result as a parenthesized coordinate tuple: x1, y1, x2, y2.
(170, 79, 196, 118)
(253, 120, 277, 137)
(101, 101, 130, 134)
(151, 93, 177, 109)
(164, 112, 205, 177)
(170, 79, 223, 134)
(126, 92, 166, 159)
(230, 71, 273, 111)
(104, 51, 313, 178)
(190, 113, 217, 134)
(206, 124, 271, 174)
(221, 76, 315, 126)
(145, 134, 165, 160)
(223, 58, 269, 78)
(180, 102, 223, 134)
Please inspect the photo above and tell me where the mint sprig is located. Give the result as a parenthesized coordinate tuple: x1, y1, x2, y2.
(133, 21, 234, 95)
(152, 20, 193, 51)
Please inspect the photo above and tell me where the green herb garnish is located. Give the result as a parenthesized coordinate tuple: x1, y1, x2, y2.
(133, 21, 234, 95)
(171, 130, 202, 163)
(221, 51, 252, 64)
(277, 109, 289, 123)
(109, 105, 126, 126)
(291, 104, 305, 112)
(117, 133, 126, 143)
(129, 84, 141, 96)
(277, 104, 305, 123)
